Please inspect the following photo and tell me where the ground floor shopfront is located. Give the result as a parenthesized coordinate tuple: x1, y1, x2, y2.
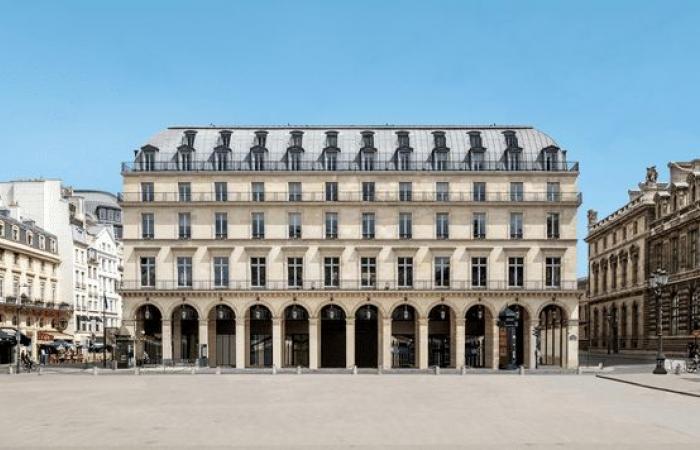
(120, 291, 580, 370)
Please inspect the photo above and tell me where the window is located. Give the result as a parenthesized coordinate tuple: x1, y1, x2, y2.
(141, 257, 158, 287)
(399, 213, 412, 239)
(252, 182, 265, 202)
(689, 229, 698, 268)
(288, 213, 302, 239)
(325, 212, 338, 239)
(177, 150, 193, 171)
(434, 257, 450, 288)
(470, 151, 485, 171)
(433, 131, 447, 148)
(433, 151, 448, 171)
(473, 182, 486, 202)
(436, 213, 449, 239)
(178, 213, 191, 239)
(506, 151, 521, 171)
(178, 183, 191, 202)
(252, 213, 265, 239)
(142, 151, 155, 171)
(399, 182, 412, 201)
(288, 151, 302, 171)
(12, 227, 19, 241)
(362, 213, 375, 239)
(508, 257, 524, 288)
(397, 131, 410, 148)
(213, 257, 229, 288)
(509, 213, 523, 239)
(436, 182, 450, 201)
(362, 182, 375, 201)
(324, 257, 340, 288)
(545, 257, 561, 288)
(325, 182, 338, 202)
(251, 150, 265, 171)
(547, 182, 560, 202)
(361, 257, 376, 288)
(510, 182, 523, 202)
(473, 213, 486, 239)
(671, 295, 679, 335)
(469, 131, 483, 149)
(325, 131, 338, 149)
(177, 257, 193, 288)
(26, 232, 33, 246)
(547, 213, 560, 239)
(324, 151, 338, 171)
(288, 257, 303, 288)
(398, 257, 413, 288)
(215, 212, 228, 239)
(361, 151, 376, 171)
(288, 182, 302, 202)
(397, 151, 411, 171)
(214, 182, 228, 202)
(250, 257, 266, 288)
(215, 150, 229, 171)
(471, 257, 487, 288)
(141, 213, 154, 239)
(38, 235, 45, 250)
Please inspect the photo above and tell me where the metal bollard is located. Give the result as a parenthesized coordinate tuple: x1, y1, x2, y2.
(434, 365, 440, 375)
(352, 365, 358, 375)
(216, 367, 222, 375)
(134, 367, 140, 376)
(461, 365, 467, 375)
(518, 366, 525, 375)
(37, 366, 42, 376)
(92, 366, 98, 376)
(296, 366, 302, 375)
(190, 367, 196, 375)
(9, 366, 14, 375)
(272, 365, 277, 375)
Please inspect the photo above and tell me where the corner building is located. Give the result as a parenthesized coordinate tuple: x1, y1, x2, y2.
(120, 125, 581, 370)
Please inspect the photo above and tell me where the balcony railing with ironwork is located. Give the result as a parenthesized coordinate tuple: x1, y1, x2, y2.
(0, 296, 73, 312)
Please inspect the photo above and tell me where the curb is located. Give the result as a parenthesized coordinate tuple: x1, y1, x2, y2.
(595, 373, 700, 398)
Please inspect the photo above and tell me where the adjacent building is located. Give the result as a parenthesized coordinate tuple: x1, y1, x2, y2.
(119, 125, 582, 370)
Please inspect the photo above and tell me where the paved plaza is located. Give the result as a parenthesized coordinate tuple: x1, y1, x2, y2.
(1, 372, 699, 449)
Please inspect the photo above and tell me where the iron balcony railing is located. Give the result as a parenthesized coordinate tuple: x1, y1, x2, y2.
(120, 190, 582, 204)
(0, 296, 72, 311)
(122, 159, 579, 174)
(121, 279, 579, 291)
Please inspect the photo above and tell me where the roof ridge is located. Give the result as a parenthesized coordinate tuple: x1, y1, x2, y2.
(167, 124, 535, 130)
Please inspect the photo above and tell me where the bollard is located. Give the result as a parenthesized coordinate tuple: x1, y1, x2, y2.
(518, 366, 525, 375)
(674, 364, 681, 375)
(272, 365, 277, 375)
(296, 366, 302, 375)
(352, 365, 358, 375)
(190, 367, 196, 375)
(597, 362, 603, 370)
(37, 366, 42, 376)
(461, 365, 467, 375)
(434, 365, 440, 375)
(134, 367, 140, 376)
(577, 366, 583, 375)
(9, 366, 14, 375)
(216, 367, 222, 375)
(112, 360, 117, 371)
(92, 366, 98, 376)
(377, 366, 383, 375)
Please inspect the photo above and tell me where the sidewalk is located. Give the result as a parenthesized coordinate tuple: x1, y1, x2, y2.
(597, 372, 700, 397)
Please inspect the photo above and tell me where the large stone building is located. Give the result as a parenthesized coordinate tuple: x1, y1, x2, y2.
(119, 125, 582, 370)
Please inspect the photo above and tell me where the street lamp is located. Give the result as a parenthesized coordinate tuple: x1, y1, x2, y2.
(15, 283, 29, 374)
(606, 310, 613, 355)
(649, 268, 669, 375)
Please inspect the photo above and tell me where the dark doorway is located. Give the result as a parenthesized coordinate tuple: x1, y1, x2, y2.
(174, 305, 198, 364)
(465, 305, 486, 368)
(428, 305, 451, 368)
(213, 305, 235, 367)
(249, 305, 272, 368)
(392, 304, 416, 368)
(284, 305, 309, 367)
(136, 305, 162, 365)
(320, 305, 346, 368)
(355, 305, 379, 368)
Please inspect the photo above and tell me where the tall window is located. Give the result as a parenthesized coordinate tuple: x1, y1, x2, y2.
(214, 182, 228, 202)
(361, 257, 377, 288)
(288, 152, 302, 171)
(506, 151, 521, 171)
(473, 212, 486, 239)
(470, 151, 485, 171)
(288, 213, 302, 239)
(399, 182, 412, 201)
(324, 151, 338, 171)
(543, 150, 558, 171)
(215, 212, 228, 239)
(252, 182, 265, 202)
(671, 295, 679, 335)
(252, 213, 265, 239)
(362, 182, 375, 201)
(325, 182, 338, 201)
(434, 257, 450, 288)
(142, 151, 155, 171)
(508, 257, 524, 288)
(178, 182, 191, 202)
(288, 182, 302, 201)
(436, 213, 449, 239)
(251, 151, 265, 171)
(141, 182, 154, 202)
(362, 213, 375, 239)
(140, 257, 155, 287)
(178, 213, 191, 239)
(399, 213, 412, 239)
(361, 151, 376, 171)
(689, 229, 698, 268)
(250, 257, 266, 288)
(433, 152, 448, 171)
(545, 257, 561, 288)
(510, 182, 524, 202)
(324, 257, 340, 288)
(436, 182, 450, 201)
(509, 213, 523, 239)
(288, 257, 303, 288)
(471, 257, 487, 288)
(325, 212, 338, 239)
(213, 257, 229, 288)
(473, 182, 486, 202)
(177, 257, 193, 288)
(397, 151, 411, 170)
(177, 150, 193, 171)
(547, 182, 560, 202)
(547, 213, 560, 239)
(215, 151, 229, 171)
(141, 213, 154, 239)
(398, 257, 413, 288)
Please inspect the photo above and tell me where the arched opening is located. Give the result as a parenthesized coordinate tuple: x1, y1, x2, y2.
(135, 305, 162, 365)
(465, 305, 490, 368)
(428, 304, 452, 368)
(391, 304, 416, 368)
(498, 304, 529, 369)
(355, 305, 379, 368)
(538, 304, 567, 367)
(283, 304, 309, 367)
(249, 304, 272, 368)
(320, 304, 346, 368)
(209, 305, 235, 367)
(172, 304, 198, 365)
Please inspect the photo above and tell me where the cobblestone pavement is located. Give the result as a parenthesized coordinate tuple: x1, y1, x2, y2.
(1, 373, 699, 449)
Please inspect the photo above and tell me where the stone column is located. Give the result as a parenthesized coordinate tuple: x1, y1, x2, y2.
(454, 318, 466, 369)
(161, 319, 173, 365)
(172, 317, 181, 362)
(567, 320, 579, 369)
(485, 316, 498, 369)
(418, 318, 429, 369)
(272, 318, 282, 369)
(198, 319, 209, 367)
(308, 318, 319, 370)
(345, 318, 355, 368)
(235, 319, 245, 369)
(381, 318, 392, 370)
(526, 320, 537, 369)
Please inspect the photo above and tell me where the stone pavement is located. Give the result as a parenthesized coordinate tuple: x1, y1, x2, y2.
(597, 372, 700, 397)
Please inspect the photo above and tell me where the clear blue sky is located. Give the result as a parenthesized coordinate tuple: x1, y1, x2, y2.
(1, 0, 699, 276)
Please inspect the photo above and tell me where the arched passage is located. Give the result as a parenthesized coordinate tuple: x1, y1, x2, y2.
(209, 305, 235, 367)
(320, 304, 346, 368)
(428, 304, 452, 368)
(391, 304, 416, 368)
(172, 304, 198, 364)
(498, 304, 529, 369)
(135, 305, 162, 365)
(355, 304, 379, 368)
(538, 304, 567, 367)
(283, 304, 309, 367)
(249, 304, 272, 368)
(465, 304, 489, 368)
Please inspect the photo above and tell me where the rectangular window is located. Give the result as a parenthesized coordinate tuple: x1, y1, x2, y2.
(325, 182, 338, 202)
(398, 257, 413, 288)
(178, 182, 191, 202)
(177, 257, 192, 288)
(140, 257, 155, 287)
(399, 182, 412, 201)
(324, 152, 337, 171)
(141, 182, 154, 202)
(361, 257, 377, 288)
(361, 152, 376, 171)
(288, 182, 302, 202)
(473, 212, 486, 239)
(399, 213, 412, 239)
(213, 257, 229, 288)
(671, 237, 679, 273)
(324, 257, 340, 288)
(510, 182, 524, 202)
(509, 213, 523, 239)
(362, 182, 375, 201)
(141, 213, 154, 239)
(252, 213, 265, 239)
(545, 257, 561, 288)
(508, 257, 524, 288)
(178, 213, 191, 239)
(215, 212, 228, 239)
(288, 257, 303, 288)
(288, 152, 301, 171)
(398, 152, 411, 171)
(546, 182, 560, 202)
(288, 213, 302, 239)
(252, 152, 264, 171)
(433, 152, 448, 171)
(250, 257, 266, 288)
(689, 229, 698, 268)
(470, 151, 485, 170)
(434, 257, 450, 288)
(325, 212, 338, 239)
(252, 182, 265, 202)
(362, 213, 375, 239)
(471, 257, 487, 288)
(436, 182, 450, 201)
(436, 213, 449, 239)
(547, 213, 560, 239)
(473, 182, 486, 202)
(215, 182, 228, 202)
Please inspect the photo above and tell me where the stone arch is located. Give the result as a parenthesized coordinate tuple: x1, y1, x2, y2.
(534, 300, 575, 321)
(385, 296, 424, 320)
(282, 303, 310, 368)
(428, 303, 454, 368)
(126, 300, 165, 322)
(312, 300, 350, 319)
(241, 298, 279, 319)
(164, 300, 204, 322)
(276, 298, 315, 320)
(349, 300, 388, 319)
(538, 304, 568, 367)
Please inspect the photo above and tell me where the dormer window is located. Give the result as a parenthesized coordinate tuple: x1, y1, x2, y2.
(138, 146, 158, 171)
(255, 130, 268, 148)
(503, 130, 518, 149)
(432, 131, 447, 149)
(214, 149, 229, 171)
(542, 146, 559, 171)
(468, 131, 486, 170)
(250, 148, 265, 171)
(26, 231, 33, 246)
(177, 148, 193, 171)
(184, 130, 197, 148)
(219, 130, 232, 148)
(286, 131, 304, 171)
(290, 130, 303, 148)
(325, 131, 338, 149)
(39, 235, 45, 250)
(361, 131, 374, 149)
(468, 131, 483, 149)
(12, 226, 19, 241)
(431, 131, 449, 171)
(397, 131, 410, 149)
(395, 131, 412, 171)
(503, 131, 522, 171)
(361, 149, 376, 171)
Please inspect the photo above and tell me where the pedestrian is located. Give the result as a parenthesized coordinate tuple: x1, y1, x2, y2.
(143, 351, 149, 366)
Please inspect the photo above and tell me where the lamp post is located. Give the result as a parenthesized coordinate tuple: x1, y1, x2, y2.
(102, 293, 107, 368)
(650, 269, 669, 375)
(15, 283, 29, 374)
